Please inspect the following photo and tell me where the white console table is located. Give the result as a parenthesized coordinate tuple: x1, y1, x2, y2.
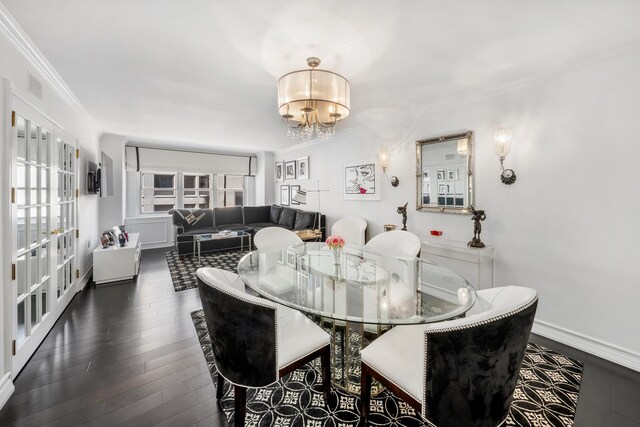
(93, 233, 141, 285)
(420, 237, 494, 290)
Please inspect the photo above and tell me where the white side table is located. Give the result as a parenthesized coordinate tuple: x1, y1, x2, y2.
(93, 232, 141, 285)
(420, 237, 494, 290)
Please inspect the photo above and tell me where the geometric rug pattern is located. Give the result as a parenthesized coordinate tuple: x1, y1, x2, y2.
(165, 250, 248, 292)
(190, 310, 583, 427)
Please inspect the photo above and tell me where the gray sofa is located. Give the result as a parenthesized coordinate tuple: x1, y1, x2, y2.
(169, 205, 325, 256)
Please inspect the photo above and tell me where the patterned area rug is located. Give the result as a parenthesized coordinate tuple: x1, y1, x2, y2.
(191, 310, 583, 427)
(165, 250, 248, 292)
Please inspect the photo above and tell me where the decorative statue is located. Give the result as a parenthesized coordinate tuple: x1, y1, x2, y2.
(468, 206, 487, 248)
(397, 202, 408, 231)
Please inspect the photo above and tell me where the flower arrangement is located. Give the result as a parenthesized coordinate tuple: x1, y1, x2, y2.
(325, 235, 345, 249)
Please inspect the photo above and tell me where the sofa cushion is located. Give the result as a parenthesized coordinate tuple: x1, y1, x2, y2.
(244, 206, 271, 225)
(170, 209, 213, 230)
(215, 223, 248, 232)
(214, 207, 243, 226)
(294, 210, 317, 230)
(245, 222, 280, 232)
(279, 207, 297, 229)
(270, 205, 283, 224)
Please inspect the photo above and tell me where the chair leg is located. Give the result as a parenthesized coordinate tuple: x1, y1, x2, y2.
(320, 345, 331, 404)
(234, 385, 246, 427)
(216, 375, 225, 401)
(360, 363, 372, 425)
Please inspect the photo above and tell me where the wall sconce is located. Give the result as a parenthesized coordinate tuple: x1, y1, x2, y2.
(494, 125, 516, 185)
(379, 151, 399, 187)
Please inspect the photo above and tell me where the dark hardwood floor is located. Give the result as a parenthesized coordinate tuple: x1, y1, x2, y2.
(0, 247, 638, 426)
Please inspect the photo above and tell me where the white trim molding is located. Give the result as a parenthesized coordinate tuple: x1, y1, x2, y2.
(0, 372, 14, 410)
(0, 3, 90, 117)
(533, 319, 640, 372)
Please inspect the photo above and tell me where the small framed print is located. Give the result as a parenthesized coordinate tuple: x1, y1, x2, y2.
(281, 185, 290, 206)
(438, 184, 446, 194)
(285, 161, 297, 180)
(297, 157, 309, 180)
(437, 169, 445, 180)
(277, 250, 284, 265)
(286, 249, 297, 268)
(290, 185, 301, 205)
(298, 254, 308, 275)
(275, 162, 284, 182)
(447, 169, 458, 180)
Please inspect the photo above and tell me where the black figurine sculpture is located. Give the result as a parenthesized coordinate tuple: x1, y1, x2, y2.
(397, 202, 408, 231)
(468, 206, 487, 248)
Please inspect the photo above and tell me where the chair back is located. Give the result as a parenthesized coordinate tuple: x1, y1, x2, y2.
(254, 227, 303, 251)
(364, 230, 420, 258)
(196, 268, 279, 388)
(331, 216, 368, 246)
(422, 286, 538, 427)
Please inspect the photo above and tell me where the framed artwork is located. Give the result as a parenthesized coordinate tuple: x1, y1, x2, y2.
(277, 250, 284, 265)
(297, 157, 309, 180)
(290, 185, 301, 205)
(298, 254, 308, 275)
(275, 162, 284, 182)
(285, 161, 297, 180)
(447, 169, 458, 180)
(438, 184, 446, 194)
(437, 169, 445, 180)
(280, 185, 290, 206)
(286, 249, 297, 268)
(342, 158, 381, 201)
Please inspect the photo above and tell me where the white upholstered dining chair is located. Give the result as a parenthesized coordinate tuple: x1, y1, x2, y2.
(360, 286, 538, 427)
(331, 216, 368, 246)
(364, 230, 421, 258)
(196, 267, 331, 427)
(254, 226, 303, 250)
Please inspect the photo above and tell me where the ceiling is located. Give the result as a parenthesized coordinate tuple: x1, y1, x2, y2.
(4, 0, 640, 152)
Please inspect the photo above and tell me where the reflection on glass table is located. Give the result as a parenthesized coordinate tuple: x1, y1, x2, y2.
(237, 242, 476, 395)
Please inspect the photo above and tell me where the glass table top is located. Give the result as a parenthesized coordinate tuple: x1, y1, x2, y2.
(237, 242, 476, 325)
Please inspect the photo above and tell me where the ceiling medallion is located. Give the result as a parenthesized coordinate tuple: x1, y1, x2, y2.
(277, 57, 351, 142)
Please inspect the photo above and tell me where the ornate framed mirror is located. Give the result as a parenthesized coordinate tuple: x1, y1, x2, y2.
(416, 131, 474, 214)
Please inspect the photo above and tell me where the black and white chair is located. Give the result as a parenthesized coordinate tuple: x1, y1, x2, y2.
(331, 216, 368, 246)
(360, 286, 538, 427)
(196, 267, 331, 427)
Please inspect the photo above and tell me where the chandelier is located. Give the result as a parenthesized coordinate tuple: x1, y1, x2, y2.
(277, 57, 350, 142)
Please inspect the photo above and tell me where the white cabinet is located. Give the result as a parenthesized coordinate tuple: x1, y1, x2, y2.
(93, 233, 141, 284)
(420, 237, 494, 290)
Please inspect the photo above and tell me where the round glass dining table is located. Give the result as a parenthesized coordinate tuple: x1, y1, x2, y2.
(237, 242, 476, 395)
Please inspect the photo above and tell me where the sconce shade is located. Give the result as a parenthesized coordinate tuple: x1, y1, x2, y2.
(494, 125, 513, 159)
(379, 152, 388, 170)
(291, 189, 307, 204)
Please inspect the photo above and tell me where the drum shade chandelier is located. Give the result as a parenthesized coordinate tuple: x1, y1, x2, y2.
(277, 57, 350, 142)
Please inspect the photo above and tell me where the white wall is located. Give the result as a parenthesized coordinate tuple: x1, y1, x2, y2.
(0, 23, 100, 405)
(273, 50, 640, 369)
(98, 133, 126, 233)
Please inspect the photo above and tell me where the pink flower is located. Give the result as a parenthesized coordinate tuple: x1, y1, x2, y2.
(325, 234, 345, 248)
(359, 187, 367, 194)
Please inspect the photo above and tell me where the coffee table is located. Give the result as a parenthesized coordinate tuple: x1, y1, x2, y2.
(193, 231, 252, 261)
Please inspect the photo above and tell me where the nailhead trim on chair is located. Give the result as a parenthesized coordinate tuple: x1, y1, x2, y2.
(421, 296, 538, 420)
(198, 270, 280, 383)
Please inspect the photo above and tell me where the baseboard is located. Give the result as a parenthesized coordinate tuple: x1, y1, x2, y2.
(533, 319, 640, 372)
(0, 373, 14, 410)
(141, 242, 174, 250)
(77, 266, 93, 291)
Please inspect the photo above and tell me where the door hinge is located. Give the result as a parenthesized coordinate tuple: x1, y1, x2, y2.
(75, 189, 79, 198)
(76, 269, 80, 279)
(11, 263, 16, 280)
(12, 340, 16, 356)
(76, 229, 79, 238)
(11, 187, 16, 204)
(11, 111, 16, 127)
(75, 149, 80, 158)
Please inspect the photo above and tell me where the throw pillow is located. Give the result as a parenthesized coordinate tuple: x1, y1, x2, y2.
(278, 207, 297, 229)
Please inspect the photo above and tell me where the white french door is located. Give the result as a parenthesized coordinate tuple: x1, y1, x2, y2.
(10, 95, 78, 375)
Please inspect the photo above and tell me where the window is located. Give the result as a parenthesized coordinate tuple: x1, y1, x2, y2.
(141, 172, 177, 213)
(183, 174, 212, 209)
(216, 175, 244, 207)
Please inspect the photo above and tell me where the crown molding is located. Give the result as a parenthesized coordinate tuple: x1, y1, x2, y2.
(0, 3, 91, 118)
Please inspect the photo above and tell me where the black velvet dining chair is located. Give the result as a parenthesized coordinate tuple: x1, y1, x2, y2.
(360, 286, 538, 427)
(196, 267, 331, 426)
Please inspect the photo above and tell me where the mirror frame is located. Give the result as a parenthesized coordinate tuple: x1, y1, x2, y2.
(415, 130, 474, 214)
